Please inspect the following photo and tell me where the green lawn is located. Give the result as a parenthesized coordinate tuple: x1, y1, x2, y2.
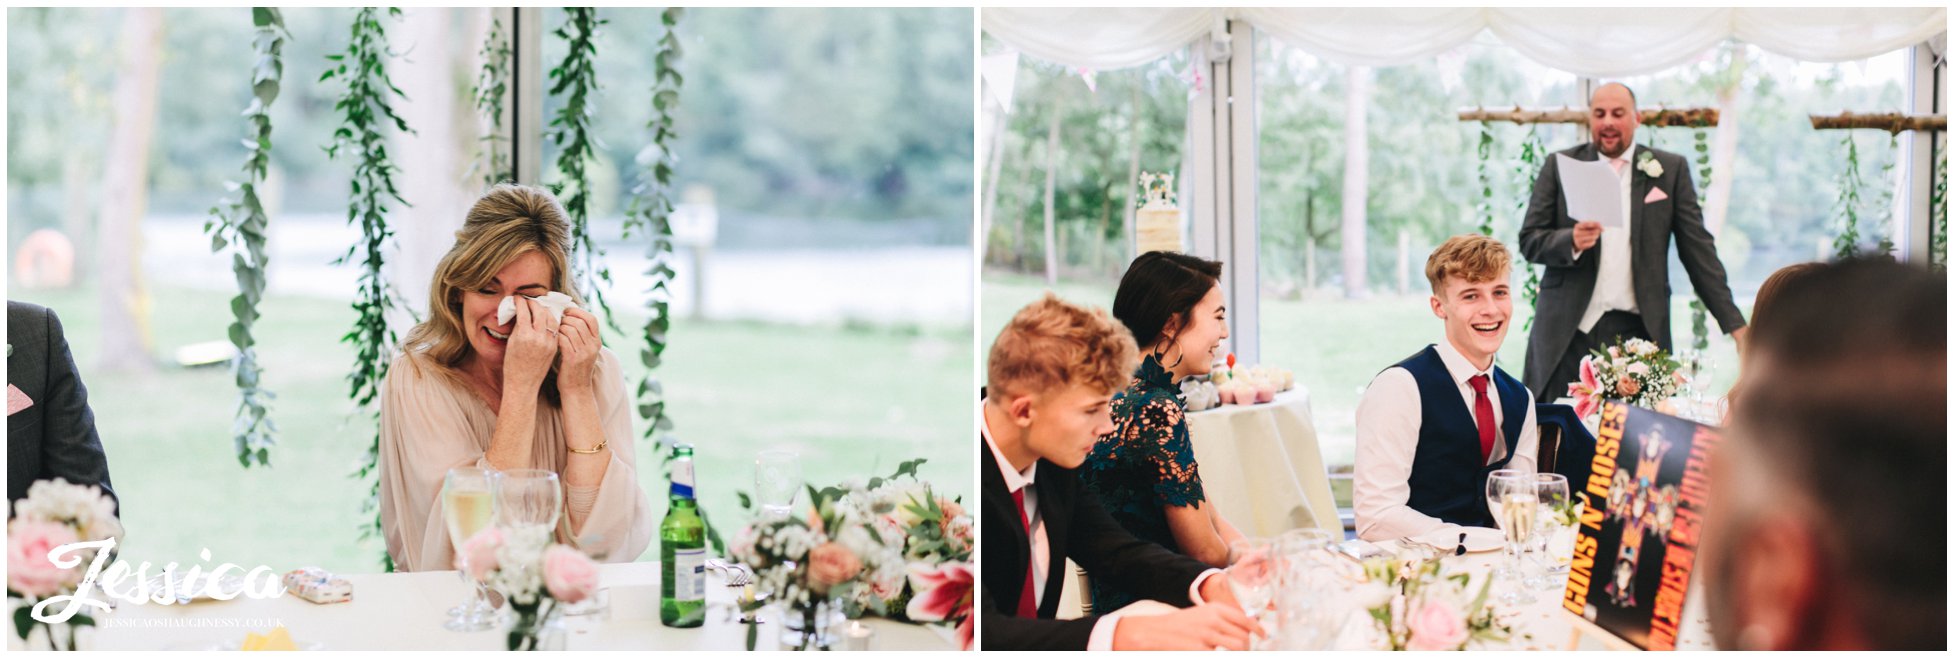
(10, 284, 971, 574)
(983, 271, 1744, 486)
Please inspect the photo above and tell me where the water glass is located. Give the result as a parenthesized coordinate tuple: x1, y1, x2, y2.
(754, 449, 803, 519)
(1528, 473, 1573, 591)
(492, 469, 563, 551)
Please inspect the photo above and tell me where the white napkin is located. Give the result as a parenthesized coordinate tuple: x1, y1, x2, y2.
(496, 291, 581, 325)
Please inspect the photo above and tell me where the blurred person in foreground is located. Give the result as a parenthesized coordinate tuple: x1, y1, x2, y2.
(379, 184, 652, 571)
(1702, 258, 1944, 650)
(1716, 261, 1822, 419)
(981, 293, 1262, 650)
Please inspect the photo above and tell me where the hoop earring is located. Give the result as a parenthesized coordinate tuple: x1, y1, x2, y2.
(1156, 333, 1185, 369)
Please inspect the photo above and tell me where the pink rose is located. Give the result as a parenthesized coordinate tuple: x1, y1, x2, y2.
(1617, 377, 1642, 397)
(543, 545, 600, 604)
(806, 542, 863, 594)
(1405, 599, 1469, 651)
(8, 518, 81, 597)
(938, 498, 964, 522)
(458, 526, 504, 582)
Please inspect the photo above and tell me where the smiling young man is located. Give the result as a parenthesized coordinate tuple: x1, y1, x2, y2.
(1354, 235, 1538, 541)
(981, 293, 1261, 651)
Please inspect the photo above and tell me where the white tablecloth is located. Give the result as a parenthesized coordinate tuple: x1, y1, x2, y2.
(62, 562, 957, 651)
(1185, 387, 1341, 536)
(1310, 542, 1715, 651)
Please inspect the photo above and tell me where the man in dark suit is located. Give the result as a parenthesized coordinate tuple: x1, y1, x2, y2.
(1518, 82, 1747, 402)
(8, 301, 117, 512)
(981, 294, 1260, 650)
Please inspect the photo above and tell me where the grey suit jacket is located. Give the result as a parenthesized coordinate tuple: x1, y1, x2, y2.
(1517, 143, 1746, 400)
(7, 301, 117, 512)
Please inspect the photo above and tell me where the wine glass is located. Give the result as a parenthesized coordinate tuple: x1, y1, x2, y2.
(754, 449, 803, 520)
(1273, 529, 1338, 649)
(443, 467, 496, 631)
(1226, 538, 1277, 648)
(1527, 473, 1573, 592)
(1486, 470, 1538, 605)
(492, 469, 563, 553)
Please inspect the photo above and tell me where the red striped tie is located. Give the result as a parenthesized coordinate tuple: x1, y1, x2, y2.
(1470, 375, 1496, 463)
(1012, 487, 1038, 618)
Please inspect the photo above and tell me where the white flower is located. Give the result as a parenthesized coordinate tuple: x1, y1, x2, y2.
(1626, 362, 1650, 377)
(1628, 339, 1657, 356)
(1636, 152, 1663, 178)
(1607, 346, 1622, 360)
(15, 478, 121, 543)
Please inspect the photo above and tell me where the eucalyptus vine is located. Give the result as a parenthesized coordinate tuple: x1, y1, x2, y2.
(1690, 123, 1712, 193)
(322, 6, 412, 571)
(547, 8, 622, 333)
(1514, 126, 1547, 329)
(1474, 121, 1495, 236)
(1831, 133, 1866, 260)
(469, 14, 513, 188)
(1932, 147, 1947, 272)
(1874, 134, 1898, 256)
(204, 7, 287, 468)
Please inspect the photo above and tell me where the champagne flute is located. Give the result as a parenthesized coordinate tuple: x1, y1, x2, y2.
(1528, 473, 1573, 591)
(754, 449, 802, 520)
(1486, 470, 1537, 605)
(444, 467, 496, 632)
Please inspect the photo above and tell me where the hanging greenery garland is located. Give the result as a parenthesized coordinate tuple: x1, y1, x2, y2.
(322, 6, 413, 572)
(1514, 126, 1547, 329)
(1933, 144, 1947, 272)
(1831, 133, 1866, 260)
(1691, 122, 1712, 193)
(547, 8, 622, 333)
(204, 7, 287, 468)
(1874, 134, 1898, 256)
(469, 14, 513, 188)
(1475, 121, 1495, 236)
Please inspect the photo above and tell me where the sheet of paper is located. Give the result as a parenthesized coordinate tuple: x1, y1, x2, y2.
(1556, 154, 1624, 228)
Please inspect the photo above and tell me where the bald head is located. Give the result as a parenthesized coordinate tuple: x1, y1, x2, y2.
(1588, 83, 1640, 158)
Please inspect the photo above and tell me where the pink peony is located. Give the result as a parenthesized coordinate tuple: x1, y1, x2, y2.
(906, 562, 973, 650)
(806, 542, 863, 594)
(8, 518, 81, 597)
(542, 545, 600, 604)
(1405, 599, 1470, 651)
(458, 526, 504, 582)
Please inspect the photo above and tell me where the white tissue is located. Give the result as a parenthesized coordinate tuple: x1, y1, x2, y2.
(496, 291, 581, 325)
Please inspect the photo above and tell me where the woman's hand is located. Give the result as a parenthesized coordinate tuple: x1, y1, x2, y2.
(503, 296, 561, 393)
(556, 306, 602, 395)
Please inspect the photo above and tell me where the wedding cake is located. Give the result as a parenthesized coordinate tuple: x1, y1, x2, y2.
(1135, 171, 1183, 254)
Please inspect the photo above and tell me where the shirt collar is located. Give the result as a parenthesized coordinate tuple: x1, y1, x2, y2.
(1604, 138, 1639, 165)
(1435, 338, 1495, 388)
(980, 398, 1036, 493)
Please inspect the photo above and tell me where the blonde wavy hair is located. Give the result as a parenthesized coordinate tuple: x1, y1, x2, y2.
(1425, 234, 1512, 295)
(400, 184, 586, 406)
(986, 293, 1139, 399)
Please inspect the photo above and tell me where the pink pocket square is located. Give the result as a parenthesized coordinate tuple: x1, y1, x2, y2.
(8, 384, 32, 416)
(1644, 187, 1669, 203)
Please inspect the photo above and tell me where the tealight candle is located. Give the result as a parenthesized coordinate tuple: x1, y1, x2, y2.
(844, 621, 874, 651)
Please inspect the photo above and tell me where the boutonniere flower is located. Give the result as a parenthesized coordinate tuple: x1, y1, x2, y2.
(1635, 151, 1663, 178)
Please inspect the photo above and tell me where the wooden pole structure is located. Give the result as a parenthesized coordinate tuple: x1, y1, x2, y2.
(1808, 111, 1947, 134)
(1456, 105, 1721, 127)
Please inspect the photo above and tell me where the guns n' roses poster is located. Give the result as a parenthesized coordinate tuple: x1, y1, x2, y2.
(1561, 402, 1717, 650)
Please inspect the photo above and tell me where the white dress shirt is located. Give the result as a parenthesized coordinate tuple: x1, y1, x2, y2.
(1574, 141, 1640, 332)
(1353, 339, 1538, 541)
(981, 400, 1219, 650)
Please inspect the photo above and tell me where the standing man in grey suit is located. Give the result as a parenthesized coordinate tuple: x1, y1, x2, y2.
(8, 301, 117, 513)
(1518, 82, 1748, 402)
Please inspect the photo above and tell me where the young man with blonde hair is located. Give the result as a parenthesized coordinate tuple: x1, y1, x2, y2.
(981, 293, 1261, 651)
(1354, 235, 1538, 541)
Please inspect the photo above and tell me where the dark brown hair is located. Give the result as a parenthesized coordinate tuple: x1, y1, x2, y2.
(1731, 257, 1944, 649)
(1111, 251, 1222, 364)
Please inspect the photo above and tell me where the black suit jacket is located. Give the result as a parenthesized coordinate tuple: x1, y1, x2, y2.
(1517, 143, 1746, 400)
(7, 301, 116, 512)
(980, 436, 1209, 650)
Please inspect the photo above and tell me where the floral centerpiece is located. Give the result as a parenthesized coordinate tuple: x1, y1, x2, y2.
(458, 528, 600, 651)
(1356, 549, 1513, 651)
(838, 460, 973, 648)
(1568, 337, 1685, 419)
(730, 484, 905, 650)
(8, 479, 122, 650)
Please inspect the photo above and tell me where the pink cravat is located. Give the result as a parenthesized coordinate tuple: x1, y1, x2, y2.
(1608, 157, 1627, 177)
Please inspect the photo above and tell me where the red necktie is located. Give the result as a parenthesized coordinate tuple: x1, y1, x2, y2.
(1011, 487, 1038, 618)
(1470, 375, 1496, 464)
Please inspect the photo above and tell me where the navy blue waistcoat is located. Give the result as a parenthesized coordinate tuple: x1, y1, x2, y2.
(1393, 345, 1528, 528)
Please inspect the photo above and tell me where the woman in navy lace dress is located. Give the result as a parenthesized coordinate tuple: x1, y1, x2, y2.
(1081, 251, 1246, 611)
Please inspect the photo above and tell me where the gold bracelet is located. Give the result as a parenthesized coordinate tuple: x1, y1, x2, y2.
(568, 438, 608, 455)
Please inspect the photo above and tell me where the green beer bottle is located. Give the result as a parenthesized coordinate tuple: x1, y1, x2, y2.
(661, 444, 707, 627)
